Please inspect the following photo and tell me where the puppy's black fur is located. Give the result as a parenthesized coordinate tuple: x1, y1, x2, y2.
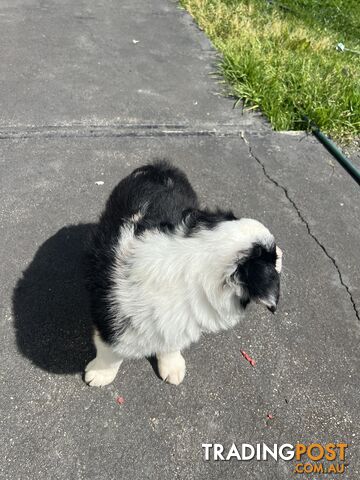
(234, 243, 280, 311)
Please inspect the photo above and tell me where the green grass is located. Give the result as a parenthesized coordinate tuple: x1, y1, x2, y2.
(180, 0, 360, 140)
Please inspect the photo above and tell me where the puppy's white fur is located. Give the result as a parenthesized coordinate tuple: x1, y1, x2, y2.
(275, 246, 283, 273)
(109, 217, 274, 358)
(157, 351, 186, 385)
(85, 330, 123, 387)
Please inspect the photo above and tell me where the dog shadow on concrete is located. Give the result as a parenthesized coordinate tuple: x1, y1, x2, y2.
(12, 224, 96, 374)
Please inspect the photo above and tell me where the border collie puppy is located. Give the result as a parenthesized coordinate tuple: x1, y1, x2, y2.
(85, 161, 282, 386)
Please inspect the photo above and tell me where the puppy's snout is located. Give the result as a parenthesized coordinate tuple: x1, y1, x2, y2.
(258, 296, 278, 314)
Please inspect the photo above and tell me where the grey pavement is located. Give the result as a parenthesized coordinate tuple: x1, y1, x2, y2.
(0, 1, 359, 479)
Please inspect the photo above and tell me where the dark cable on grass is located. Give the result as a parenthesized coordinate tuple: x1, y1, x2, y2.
(303, 116, 360, 186)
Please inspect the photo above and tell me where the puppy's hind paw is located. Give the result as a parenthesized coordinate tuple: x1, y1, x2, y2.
(84, 358, 120, 387)
(157, 351, 186, 386)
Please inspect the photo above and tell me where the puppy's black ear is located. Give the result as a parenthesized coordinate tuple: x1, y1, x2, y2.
(233, 244, 280, 312)
(182, 208, 236, 235)
(182, 208, 201, 229)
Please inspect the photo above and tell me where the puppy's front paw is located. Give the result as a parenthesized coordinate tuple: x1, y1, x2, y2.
(84, 358, 119, 387)
(157, 352, 186, 386)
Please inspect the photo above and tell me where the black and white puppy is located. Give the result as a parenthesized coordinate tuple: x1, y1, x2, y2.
(85, 161, 282, 386)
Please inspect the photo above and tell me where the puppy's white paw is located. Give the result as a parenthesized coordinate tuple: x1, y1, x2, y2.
(157, 352, 186, 386)
(85, 358, 119, 387)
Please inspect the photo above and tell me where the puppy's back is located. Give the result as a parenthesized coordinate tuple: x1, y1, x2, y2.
(101, 160, 199, 232)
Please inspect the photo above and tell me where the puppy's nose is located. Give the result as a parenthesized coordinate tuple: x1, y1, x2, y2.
(267, 305, 276, 314)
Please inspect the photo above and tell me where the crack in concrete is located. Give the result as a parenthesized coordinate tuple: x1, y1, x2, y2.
(242, 132, 360, 322)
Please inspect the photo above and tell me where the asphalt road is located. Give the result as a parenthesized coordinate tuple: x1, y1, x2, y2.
(0, 1, 359, 479)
